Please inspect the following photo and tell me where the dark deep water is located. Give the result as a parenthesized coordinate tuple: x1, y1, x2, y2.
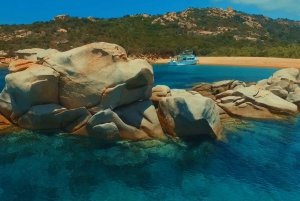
(0, 65, 300, 201)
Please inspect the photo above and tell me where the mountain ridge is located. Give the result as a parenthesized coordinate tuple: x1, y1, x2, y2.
(1, 7, 300, 59)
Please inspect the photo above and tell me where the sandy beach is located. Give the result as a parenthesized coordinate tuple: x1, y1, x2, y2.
(153, 57, 300, 69)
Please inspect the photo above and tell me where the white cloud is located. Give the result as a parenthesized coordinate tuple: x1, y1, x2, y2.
(230, 0, 300, 16)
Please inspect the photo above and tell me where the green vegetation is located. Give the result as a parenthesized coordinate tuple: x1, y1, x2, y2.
(1, 8, 300, 58)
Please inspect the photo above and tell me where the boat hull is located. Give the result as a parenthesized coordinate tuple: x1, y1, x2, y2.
(168, 60, 197, 66)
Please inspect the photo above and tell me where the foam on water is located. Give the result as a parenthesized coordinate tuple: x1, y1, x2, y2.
(0, 66, 299, 200)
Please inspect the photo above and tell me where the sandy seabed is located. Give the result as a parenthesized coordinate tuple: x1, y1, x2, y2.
(153, 57, 300, 69)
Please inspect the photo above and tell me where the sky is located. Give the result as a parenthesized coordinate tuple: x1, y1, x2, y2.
(1, 0, 300, 24)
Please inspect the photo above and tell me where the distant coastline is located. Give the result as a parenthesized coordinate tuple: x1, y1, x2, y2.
(152, 57, 300, 69)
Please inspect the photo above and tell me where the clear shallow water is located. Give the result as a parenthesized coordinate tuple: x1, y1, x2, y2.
(0, 66, 300, 201)
(153, 64, 278, 88)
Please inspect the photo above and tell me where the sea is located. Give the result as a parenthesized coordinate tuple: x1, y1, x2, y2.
(0, 65, 300, 201)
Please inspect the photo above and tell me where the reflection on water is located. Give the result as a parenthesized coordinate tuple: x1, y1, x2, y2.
(0, 66, 300, 200)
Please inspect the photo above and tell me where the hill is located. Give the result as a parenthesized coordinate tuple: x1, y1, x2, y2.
(1, 7, 300, 58)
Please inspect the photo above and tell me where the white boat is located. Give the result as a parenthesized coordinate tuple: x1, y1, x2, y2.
(168, 50, 198, 66)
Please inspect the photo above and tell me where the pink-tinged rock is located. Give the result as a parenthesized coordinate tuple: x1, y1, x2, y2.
(8, 59, 35, 72)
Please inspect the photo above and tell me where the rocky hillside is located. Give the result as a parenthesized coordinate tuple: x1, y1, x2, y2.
(1, 7, 300, 58)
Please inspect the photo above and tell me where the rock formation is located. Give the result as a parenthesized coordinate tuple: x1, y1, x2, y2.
(257, 68, 300, 108)
(151, 87, 223, 139)
(191, 68, 300, 119)
(0, 42, 222, 141)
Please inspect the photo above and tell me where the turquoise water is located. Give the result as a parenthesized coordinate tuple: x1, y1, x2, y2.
(1, 65, 300, 201)
(153, 64, 278, 88)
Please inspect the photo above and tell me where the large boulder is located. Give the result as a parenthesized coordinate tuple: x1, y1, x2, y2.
(0, 65, 60, 123)
(267, 68, 299, 84)
(256, 68, 300, 105)
(157, 90, 223, 139)
(43, 42, 153, 112)
(114, 100, 166, 139)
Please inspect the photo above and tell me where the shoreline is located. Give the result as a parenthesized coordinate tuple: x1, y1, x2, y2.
(152, 57, 300, 69)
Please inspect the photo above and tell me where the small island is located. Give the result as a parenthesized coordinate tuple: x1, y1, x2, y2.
(1, 42, 300, 143)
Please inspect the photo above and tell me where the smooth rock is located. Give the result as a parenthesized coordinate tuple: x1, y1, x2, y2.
(218, 101, 275, 119)
(73, 107, 158, 140)
(114, 100, 166, 139)
(286, 92, 300, 107)
(212, 80, 233, 88)
(268, 86, 288, 99)
(18, 104, 91, 132)
(215, 90, 234, 99)
(256, 79, 269, 89)
(231, 80, 246, 89)
(3, 65, 60, 122)
(268, 67, 299, 83)
(43, 42, 153, 111)
(220, 96, 242, 104)
(157, 93, 222, 139)
(222, 85, 298, 116)
(73, 109, 121, 140)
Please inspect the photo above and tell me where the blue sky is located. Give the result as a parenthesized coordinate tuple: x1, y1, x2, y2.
(1, 0, 300, 24)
